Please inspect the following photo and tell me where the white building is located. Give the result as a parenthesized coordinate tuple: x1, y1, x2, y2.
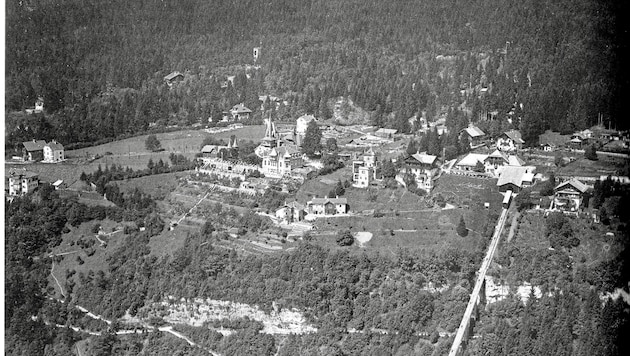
(43, 140, 65, 162)
(8, 169, 39, 196)
(403, 152, 438, 191)
(261, 146, 303, 178)
(496, 130, 525, 152)
(307, 196, 348, 215)
(352, 147, 380, 188)
(275, 201, 307, 224)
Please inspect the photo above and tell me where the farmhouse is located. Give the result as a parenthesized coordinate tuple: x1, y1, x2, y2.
(496, 166, 536, 193)
(43, 140, 65, 162)
(22, 140, 47, 161)
(261, 145, 303, 178)
(7, 169, 39, 196)
(552, 179, 589, 213)
(403, 152, 438, 191)
(496, 130, 524, 152)
(229, 103, 252, 121)
(307, 196, 348, 216)
(275, 201, 307, 224)
(459, 125, 486, 148)
(352, 147, 380, 188)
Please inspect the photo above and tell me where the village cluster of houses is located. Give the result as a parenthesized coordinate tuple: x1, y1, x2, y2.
(275, 196, 349, 224)
(21, 139, 65, 163)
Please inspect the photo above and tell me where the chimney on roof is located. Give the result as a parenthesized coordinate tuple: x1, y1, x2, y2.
(324, 195, 328, 199)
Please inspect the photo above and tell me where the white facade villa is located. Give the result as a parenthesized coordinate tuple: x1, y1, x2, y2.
(352, 147, 379, 188)
(43, 140, 65, 162)
(403, 152, 438, 191)
(261, 146, 303, 178)
(8, 169, 39, 196)
(496, 130, 525, 152)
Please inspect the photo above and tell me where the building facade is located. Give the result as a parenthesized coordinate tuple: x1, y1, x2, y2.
(307, 196, 348, 215)
(496, 130, 524, 152)
(403, 152, 438, 191)
(8, 169, 39, 196)
(261, 146, 303, 178)
(43, 141, 65, 162)
(552, 179, 589, 213)
(352, 148, 379, 188)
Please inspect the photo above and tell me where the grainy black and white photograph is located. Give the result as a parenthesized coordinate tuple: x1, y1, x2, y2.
(4, 0, 630, 355)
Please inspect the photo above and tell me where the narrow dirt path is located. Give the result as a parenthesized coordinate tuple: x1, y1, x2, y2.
(507, 212, 521, 243)
(50, 260, 66, 298)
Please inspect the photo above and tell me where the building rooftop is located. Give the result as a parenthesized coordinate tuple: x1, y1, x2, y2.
(408, 153, 437, 165)
(503, 130, 525, 144)
(497, 166, 529, 188)
(8, 168, 39, 179)
(507, 155, 525, 166)
(555, 179, 589, 193)
(375, 128, 398, 135)
(47, 141, 64, 150)
(22, 140, 47, 151)
(462, 126, 485, 138)
(231, 103, 252, 114)
(457, 153, 488, 167)
(164, 71, 183, 81)
(309, 196, 348, 205)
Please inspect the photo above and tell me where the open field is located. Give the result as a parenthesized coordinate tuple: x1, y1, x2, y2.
(556, 154, 625, 177)
(116, 172, 188, 199)
(432, 174, 502, 211)
(65, 125, 266, 171)
(302, 172, 502, 257)
(295, 166, 353, 201)
(6, 160, 104, 185)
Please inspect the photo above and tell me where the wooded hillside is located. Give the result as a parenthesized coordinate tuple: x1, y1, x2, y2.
(6, 0, 629, 149)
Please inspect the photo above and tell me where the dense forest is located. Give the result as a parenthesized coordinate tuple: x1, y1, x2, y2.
(5, 0, 630, 150)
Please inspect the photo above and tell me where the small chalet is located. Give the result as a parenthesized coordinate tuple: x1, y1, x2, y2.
(459, 125, 486, 148)
(403, 152, 438, 191)
(275, 201, 307, 224)
(307, 196, 348, 216)
(43, 140, 65, 162)
(352, 147, 380, 188)
(164, 71, 184, 86)
(7, 169, 39, 196)
(261, 145, 302, 178)
(496, 130, 524, 152)
(374, 128, 398, 139)
(22, 140, 47, 161)
(552, 179, 589, 213)
(52, 180, 66, 190)
(229, 103, 252, 121)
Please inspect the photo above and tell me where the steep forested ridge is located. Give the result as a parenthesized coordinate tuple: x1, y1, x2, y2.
(5, 0, 628, 150)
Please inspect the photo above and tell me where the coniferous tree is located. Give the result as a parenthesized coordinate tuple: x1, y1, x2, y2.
(456, 216, 468, 237)
(301, 120, 322, 158)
